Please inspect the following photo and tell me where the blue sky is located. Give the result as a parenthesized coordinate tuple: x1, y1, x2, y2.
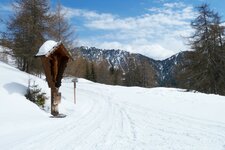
(0, 0, 225, 60)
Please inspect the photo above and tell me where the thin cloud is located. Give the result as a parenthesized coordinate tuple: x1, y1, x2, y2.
(0, 4, 12, 12)
(65, 4, 194, 30)
(63, 7, 115, 21)
(163, 2, 186, 8)
(65, 2, 196, 60)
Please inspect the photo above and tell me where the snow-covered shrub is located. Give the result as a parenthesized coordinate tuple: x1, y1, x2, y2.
(25, 79, 47, 109)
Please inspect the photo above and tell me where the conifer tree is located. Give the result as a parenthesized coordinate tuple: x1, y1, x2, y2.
(178, 4, 225, 95)
(85, 61, 90, 80)
(90, 62, 97, 82)
(7, 0, 51, 73)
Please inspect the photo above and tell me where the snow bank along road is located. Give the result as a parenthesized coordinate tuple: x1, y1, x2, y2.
(1, 61, 225, 150)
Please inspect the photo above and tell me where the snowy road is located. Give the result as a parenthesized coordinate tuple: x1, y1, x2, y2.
(1, 61, 225, 150)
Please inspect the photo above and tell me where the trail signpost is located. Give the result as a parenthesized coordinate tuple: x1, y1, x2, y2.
(36, 40, 73, 117)
(72, 78, 78, 104)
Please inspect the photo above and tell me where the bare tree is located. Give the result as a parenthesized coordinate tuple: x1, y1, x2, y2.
(49, 0, 75, 49)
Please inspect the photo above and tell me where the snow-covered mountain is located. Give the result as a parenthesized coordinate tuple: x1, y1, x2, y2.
(1, 60, 225, 149)
(72, 47, 188, 86)
(73, 46, 135, 72)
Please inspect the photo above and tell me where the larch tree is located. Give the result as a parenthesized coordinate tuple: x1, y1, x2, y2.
(139, 58, 157, 87)
(177, 4, 225, 95)
(96, 60, 111, 84)
(90, 62, 97, 82)
(49, 0, 75, 49)
(124, 57, 142, 86)
(7, 0, 51, 74)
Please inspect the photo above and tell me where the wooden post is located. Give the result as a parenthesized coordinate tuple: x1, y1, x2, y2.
(74, 81, 76, 104)
(72, 78, 78, 104)
(51, 88, 60, 116)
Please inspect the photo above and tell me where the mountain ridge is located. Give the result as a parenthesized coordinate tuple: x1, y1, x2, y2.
(71, 46, 189, 87)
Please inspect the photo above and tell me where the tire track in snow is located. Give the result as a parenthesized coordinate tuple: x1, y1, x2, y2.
(119, 102, 225, 149)
(11, 87, 138, 150)
(10, 89, 101, 150)
(67, 92, 138, 150)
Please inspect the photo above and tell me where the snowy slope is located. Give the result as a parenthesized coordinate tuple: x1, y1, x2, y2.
(1, 61, 225, 150)
(0, 46, 16, 67)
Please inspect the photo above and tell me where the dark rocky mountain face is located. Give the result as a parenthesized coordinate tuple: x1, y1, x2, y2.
(154, 51, 188, 87)
(71, 46, 188, 87)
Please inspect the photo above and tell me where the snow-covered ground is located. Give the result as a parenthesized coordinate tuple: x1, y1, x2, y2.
(1, 60, 225, 150)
